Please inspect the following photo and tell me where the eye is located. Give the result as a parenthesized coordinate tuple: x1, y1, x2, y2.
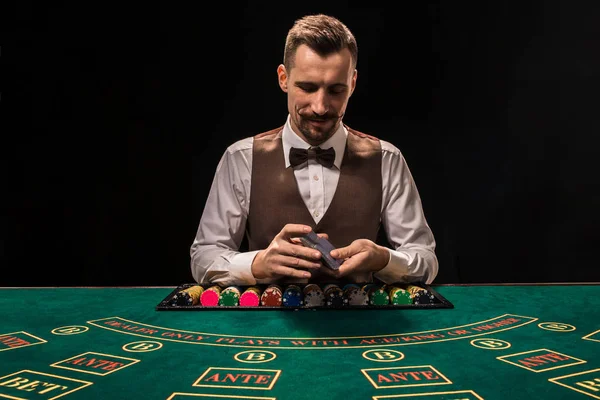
(296, 83, 318, 93)
(329, 86, 347, 95)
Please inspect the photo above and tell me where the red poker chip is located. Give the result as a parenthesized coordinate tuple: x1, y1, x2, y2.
(260, 286, 283, 306)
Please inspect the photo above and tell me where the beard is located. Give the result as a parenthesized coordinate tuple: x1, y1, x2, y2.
(295, 110, 343, 145)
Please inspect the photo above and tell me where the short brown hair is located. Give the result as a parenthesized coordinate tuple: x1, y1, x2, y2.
(283, 14, 358, 72)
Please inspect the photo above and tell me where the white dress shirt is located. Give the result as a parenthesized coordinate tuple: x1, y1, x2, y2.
(190, 115, 439, 286)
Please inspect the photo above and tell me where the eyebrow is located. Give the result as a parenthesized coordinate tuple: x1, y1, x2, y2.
(295, 81, 349, 89)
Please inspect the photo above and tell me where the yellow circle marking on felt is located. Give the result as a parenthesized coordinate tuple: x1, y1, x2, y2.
(234, 350, 277, 363)
(51, 325, 89, 335)
(123, 340, 163, 352)
(362, 349, 405, 362)
(470, 338, 511, 350)
(538, 322, 576, 332)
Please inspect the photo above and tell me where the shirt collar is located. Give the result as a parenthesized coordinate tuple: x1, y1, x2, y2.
(282, 114, 347, 169)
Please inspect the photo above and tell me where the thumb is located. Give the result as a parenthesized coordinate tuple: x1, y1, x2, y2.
(330, 244, 353, 260)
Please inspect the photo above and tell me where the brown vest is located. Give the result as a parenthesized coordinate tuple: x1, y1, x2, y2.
(247, 125, 383, 282)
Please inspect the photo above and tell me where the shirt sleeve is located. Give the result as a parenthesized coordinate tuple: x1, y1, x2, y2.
(189, 138, 264, 286)
(374, 142, 439, 284)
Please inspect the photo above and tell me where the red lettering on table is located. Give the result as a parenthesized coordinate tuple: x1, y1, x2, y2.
(472, 318, 519, 331)
(399, 334, 445, 342)
(205, 374, 221, 382)
(215, 338, 236, 343)
(447, 329, 471, 336)
(0, 378, 67, 394)
(519, 352, 570, 367)
(377, 371, 440, 382)
(102, 321, 158, 335)
(239, 339, 279, 346)
(0, 335, 31, 347)
(255, 375, 272, 384)
(290, 340, 349, 346)
(203, 373, 272, 385)
(69, 357, 124, 370)
(224, 374, 253, 383)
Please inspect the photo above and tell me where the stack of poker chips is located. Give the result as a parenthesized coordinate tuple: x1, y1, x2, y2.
(219, 286, 241, 306)
(388, 286, 413, 305)
(323, 284, 347, 307)
(303, 284, 325, 307)
(239, 286, 262, 307)
(363, 283, 390, 305)
(200, 285, 222, 306)
(405, 284, 435, 304)
(343, 284, 369, 306)
(171, 285, 204, 306)
(282, 285, 303, 307)
(260, 285, 283, 306)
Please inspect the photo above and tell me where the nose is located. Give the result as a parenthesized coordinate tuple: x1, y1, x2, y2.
(310, 89, 330, 116)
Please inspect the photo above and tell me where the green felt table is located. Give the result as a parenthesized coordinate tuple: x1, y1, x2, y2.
(1, 284, 599, 400)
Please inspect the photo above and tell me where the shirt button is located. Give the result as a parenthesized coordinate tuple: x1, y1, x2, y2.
(314, 211, 320, 218)
(313, 175, 319, 181)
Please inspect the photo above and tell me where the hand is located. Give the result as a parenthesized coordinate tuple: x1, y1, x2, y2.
(251, 224, 323, 280)
(325, 239, 390, 278)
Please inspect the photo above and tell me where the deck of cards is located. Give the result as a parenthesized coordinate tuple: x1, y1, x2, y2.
(299, 231, 342, 271)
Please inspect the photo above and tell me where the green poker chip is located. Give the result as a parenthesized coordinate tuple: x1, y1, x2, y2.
(370, 288, 390, 305)
(219, 288, 240, 306)
(391, 288, 413, 305)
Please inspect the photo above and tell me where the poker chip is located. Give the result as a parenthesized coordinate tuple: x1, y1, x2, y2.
(239, 286, 262, 307)
(260, 285, 283, 307)
(389, 286, 413, 305)
(370, 287, 390, 306)
(182, 285, 204, 306)
(171, 285, 204, 306)
(303, 284, 325, 307)
(219, 286, 241, 306)
(413, 291, 436, 304)
(361, 283, 380, 296)
(282, 285, 303, 307)
(200, 285, 222, 306)
(343, 284, 368, 306)
(323, 284, 347, 307)
(405, 284, 436, 305)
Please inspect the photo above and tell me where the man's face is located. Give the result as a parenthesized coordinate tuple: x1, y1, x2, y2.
(278, 44, 357, 146)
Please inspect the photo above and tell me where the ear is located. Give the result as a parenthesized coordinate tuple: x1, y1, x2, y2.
(349, 69, 357, 96)
(277, 64, 288, 92)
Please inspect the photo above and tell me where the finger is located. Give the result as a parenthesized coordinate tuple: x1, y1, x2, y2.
(284, 241, 322, 261)
(273, 265, 312, 279)
(278, 223, 312, 240)
(316, 232, 329, 240)
(292, 243, 323, 261)
(279, 255, 321, 270)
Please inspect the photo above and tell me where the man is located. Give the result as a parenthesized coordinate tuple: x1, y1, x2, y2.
(190, 14, 438, 287)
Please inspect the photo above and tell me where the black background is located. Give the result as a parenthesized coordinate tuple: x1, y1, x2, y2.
(5, 2, 600, 286)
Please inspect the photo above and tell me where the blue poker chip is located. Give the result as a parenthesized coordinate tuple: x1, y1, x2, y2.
(282, 285, 303, 307)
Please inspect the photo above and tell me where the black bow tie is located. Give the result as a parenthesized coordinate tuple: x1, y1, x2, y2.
(289, 146, 336, 168)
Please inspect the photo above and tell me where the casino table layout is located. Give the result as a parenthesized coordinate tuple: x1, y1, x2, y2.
(1, 283, 599, 400)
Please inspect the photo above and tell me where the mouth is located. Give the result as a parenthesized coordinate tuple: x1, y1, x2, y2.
(306, 119, 330, 127)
